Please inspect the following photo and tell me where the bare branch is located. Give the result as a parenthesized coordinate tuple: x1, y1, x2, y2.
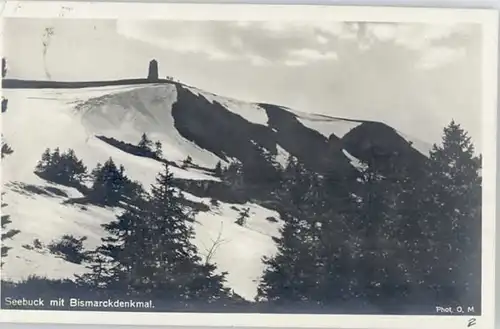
(204, 221, 227, 264)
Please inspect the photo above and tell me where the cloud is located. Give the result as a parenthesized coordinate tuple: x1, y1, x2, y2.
(287, 48, 338, 64)
(116, 20, 471, 71)
(116, 20, 352, 67)
(116, 20, 238, 61)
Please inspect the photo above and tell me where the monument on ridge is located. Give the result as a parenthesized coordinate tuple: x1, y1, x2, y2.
(147, 59, 159, 81)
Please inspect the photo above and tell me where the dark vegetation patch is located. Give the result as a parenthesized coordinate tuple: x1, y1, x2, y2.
(44, 186, 69, 197)
(47, 234, 89, 265)
(8, 182, 68, 198)
(265, 216, 279, 223)
(96, 135, 176, 166)
(22, 239, 45, 252)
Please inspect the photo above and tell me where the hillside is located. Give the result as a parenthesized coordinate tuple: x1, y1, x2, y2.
(0, 80, 433, 305)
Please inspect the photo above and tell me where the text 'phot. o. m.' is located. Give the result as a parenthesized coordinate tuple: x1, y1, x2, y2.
(0, 2, 498, 329)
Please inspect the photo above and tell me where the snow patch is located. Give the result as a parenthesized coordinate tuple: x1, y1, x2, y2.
(190, 195, 282, 300)
(275, 144, 290, 167)
(185, 86, 269, 127)
(342, 149, 365, 170)
(0, 185, 118, 282)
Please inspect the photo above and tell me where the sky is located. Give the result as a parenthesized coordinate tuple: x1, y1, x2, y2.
(4, 18, 483, 150)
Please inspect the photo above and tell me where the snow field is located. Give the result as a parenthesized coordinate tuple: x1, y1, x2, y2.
(1, 86, 282, 300)
(185, 86, 270, 127)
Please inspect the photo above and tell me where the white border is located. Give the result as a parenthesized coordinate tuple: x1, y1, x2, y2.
(0, 2, 498, 329)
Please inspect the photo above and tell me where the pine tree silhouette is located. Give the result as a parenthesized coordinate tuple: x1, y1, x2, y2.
(81, 163, 230, 305)
(258, 155, 370, 307)
(90, 158, 129, 206)
(1, 193, 20, 268)
(138, 133, 153, 152)
(154, 141, 163, 158)
(1, 138, 13, 159)
(419, 120, 482, 307)
(1, 143, 19, 268)
(257, 157, 322, 304)
(214, 161, 223, 177)
(35, 148, 87, 187)
(257, 212, 319, 304)
(0, 89, 16, 269)
(182, 156, 193, 168)
(77, 184, 151, 295)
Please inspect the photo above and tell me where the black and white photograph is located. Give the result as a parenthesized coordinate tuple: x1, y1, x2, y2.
(0, 2, 497, 328)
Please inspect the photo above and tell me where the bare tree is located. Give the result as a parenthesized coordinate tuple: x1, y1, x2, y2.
(203, 221, 227, 264)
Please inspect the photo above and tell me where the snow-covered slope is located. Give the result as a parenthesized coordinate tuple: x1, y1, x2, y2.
(1, 86, 282, 301)
(1, 81, 429, 302)
(1, 178, 280, 300)
(186, 86, 269, 127)
(75, 84, 225, 168)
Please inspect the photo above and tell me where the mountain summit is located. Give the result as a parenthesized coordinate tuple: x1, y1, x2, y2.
(1, 79, 432, 303)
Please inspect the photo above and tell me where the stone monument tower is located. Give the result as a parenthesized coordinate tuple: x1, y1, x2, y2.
(147, 59, 159, 81)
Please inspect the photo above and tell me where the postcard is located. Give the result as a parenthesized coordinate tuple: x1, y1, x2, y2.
(0, 2, 497, 329)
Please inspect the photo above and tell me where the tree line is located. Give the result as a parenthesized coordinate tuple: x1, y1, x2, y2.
(256, 120, 481, 312)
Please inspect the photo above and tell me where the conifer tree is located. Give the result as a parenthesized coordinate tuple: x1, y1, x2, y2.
(138, 133, 153, 151)
(62, 149, 87, 184)
(77, 184, 151, 295)
(52, 147, 61, 163)
(90, 158, 129, 206)
(258, 155, 366, 307)
(1, 193, 20, 268)
(36, 148, 52, 170)
(352, 157, 406, 306)
(214, 161, 223, 177)
(182, 156, 193, 168)
(154, 141, 163, 158)
(1, 137, 18, 268)
(222, 161, 244, 187)
(258, 156, 322, 303)
(242, 145, 282, 187)
(420, 120, 482, 306)
(83, 163, 230, 304)
(35, 148, 87, 187)
(278, 156, 315, 210)
(257, 212, 319, 304)
(0, 103, 16, 268)
(1, 138, 13, 159)
(146, 163, 229, 302)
